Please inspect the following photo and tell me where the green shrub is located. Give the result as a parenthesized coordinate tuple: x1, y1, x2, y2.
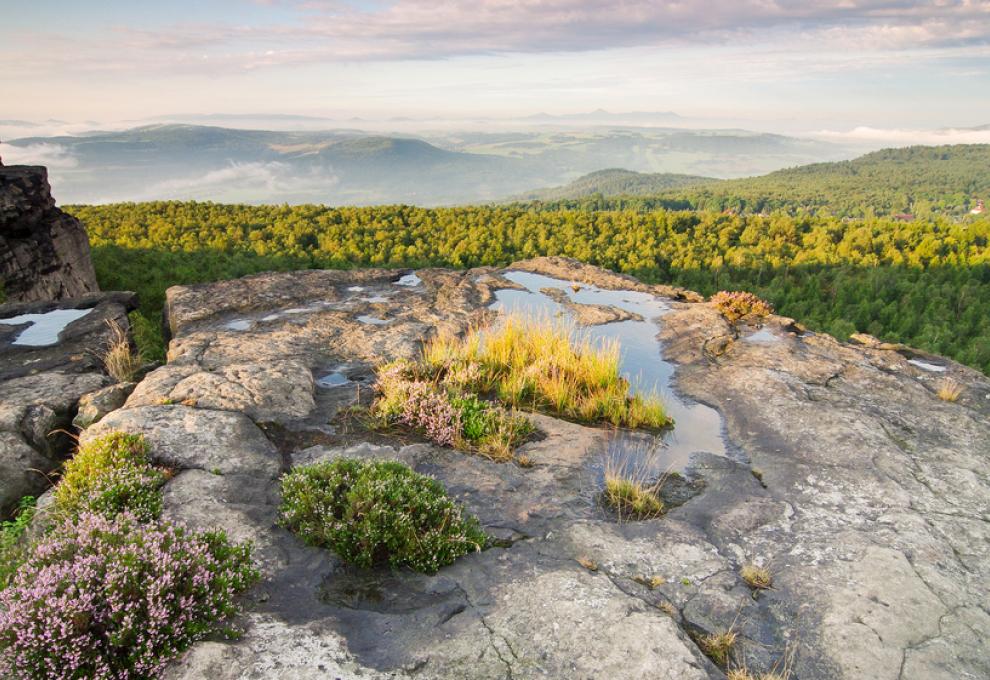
(279, 458, 487, 573)
(0, 497, 36, 590)
(54, 432, 167, 522)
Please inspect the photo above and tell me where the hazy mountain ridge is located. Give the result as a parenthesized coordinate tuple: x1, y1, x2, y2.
(4, 123, 849, 205)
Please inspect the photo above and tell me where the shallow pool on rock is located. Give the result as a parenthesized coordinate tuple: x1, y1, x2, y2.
(0, 308, 93, 346)
(492, 271, 728, 474)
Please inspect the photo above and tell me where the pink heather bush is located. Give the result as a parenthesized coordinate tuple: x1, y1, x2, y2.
(710, 290, 774, 323)
(399, 381, 461, 447)
(0, 512, 258, 680)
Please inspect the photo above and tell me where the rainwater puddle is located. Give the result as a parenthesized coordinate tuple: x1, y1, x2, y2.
(394, 273, 422, 287)
(492, 271, 728, 475)
(357, 315, 391, 326)
(0, 308, 93, 346)
(908, 358, 947, 373)
(316, 371, 352, 388)
(743, 328, 780, 344)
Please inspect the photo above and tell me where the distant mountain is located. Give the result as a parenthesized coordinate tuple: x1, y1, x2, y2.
(543, 144, 990, 217)
(5, 123, 849, 205)
(513, 168, 715, 201)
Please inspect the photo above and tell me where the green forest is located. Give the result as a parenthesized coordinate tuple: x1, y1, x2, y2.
(68, 201, 990, 374)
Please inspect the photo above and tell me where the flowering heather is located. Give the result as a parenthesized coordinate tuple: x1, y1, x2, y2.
(0, 512, 258, 680)
(55, 432, 166, 523)
(710, 290, 774, 323)
(399, 381, 461, 447)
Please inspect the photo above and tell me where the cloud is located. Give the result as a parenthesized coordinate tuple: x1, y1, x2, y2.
(131, 161, 340, 203)
(0, 143, 79, 169)
(4, 0, 989, 76)
(810, 126, 990, 145)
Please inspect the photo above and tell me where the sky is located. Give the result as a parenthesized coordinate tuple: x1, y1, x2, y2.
(2, 0, 989, 134)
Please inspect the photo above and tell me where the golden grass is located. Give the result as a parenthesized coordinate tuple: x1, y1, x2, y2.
(102, 319, 143, 383)
(936, 377, 963, 402)
(740, 564, 772, 590)
(421, 316, 671, 430)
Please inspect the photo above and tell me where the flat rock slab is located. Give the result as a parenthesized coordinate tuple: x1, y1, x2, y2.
(93, 258, 990, 679)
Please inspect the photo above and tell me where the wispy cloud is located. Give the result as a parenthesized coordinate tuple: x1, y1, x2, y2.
(4, 0, 989, 75)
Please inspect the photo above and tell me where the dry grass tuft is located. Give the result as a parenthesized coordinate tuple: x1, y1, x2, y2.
(740, 564, 772, 590)
(102, 319, 143, 383)
(600, 438, 668, 520)
(699, 628, 738, 667)
(576, 556, 598, 572)
(936, 378, 963, 402)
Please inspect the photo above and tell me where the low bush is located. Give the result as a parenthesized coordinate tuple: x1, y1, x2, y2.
(0, 511, 258, 680)
(54, 432, 167, 522)
(279, 458, 487, 573)
(711, 291, 774, 323)
(0, 497, 36, 590)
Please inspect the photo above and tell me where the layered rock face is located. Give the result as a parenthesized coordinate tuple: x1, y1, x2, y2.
(0, 165, 99, 303)
(0, 293, 138, 515)
(74, 258, 988, 680)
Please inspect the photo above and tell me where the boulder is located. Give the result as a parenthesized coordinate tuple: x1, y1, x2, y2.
(0, 165, 98, 303)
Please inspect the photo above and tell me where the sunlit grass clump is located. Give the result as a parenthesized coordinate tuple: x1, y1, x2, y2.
(601, 452, 665, 520)
(420, 316, 671, 430)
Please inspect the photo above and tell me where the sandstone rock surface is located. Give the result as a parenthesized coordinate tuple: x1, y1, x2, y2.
(72, 257, 987, 679)
(0, 293, 138, 514)
(0, 165, 98, 303)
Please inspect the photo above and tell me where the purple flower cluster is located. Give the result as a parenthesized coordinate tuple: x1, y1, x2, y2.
(399, 382, 461, 447)
(0, 512, 258, 680)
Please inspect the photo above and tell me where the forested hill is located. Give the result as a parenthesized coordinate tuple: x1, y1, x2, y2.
(513, 169, 715, 201)
(69, 201, 990, 375)
(521, 145, 990, 218)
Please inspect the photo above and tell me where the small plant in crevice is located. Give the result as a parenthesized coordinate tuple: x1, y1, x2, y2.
(711, 291, 773, 325)
(0, 496, 36, 590)
(102, 318, 144, 383)
(740, 564, 773, 591)
(279, 458, 487, 573)
(0, 511, 259, 680)
(599, 439, 666, 521)
(54, 432, 167, 522)
(699, 627, 738, 667)
(935, 377, 963, 402)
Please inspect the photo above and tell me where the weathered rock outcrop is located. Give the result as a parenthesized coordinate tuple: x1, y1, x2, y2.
(72, 258, 988, 679)
(0, 165, 99, 303)
(0, 292, 138, 514)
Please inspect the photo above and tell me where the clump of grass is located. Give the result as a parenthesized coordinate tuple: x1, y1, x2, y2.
(711, 291, 773, 324)
(699, 628, 738, 667)
(279, 458, 487, 573)
(419, 316, 671, 429)
(601, 454, 664, 520)
(936, 377, 963, 402)
(740, 564, 773, 590)
(54, 432, 167, 522)
(0, 497, 36, 590)
(103, 319, 143, 383)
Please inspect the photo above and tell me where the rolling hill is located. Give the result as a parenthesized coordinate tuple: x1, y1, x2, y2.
(519, 145, 990, 217)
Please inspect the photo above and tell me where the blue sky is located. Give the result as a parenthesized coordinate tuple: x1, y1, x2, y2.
(2, 1, 989, 134)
